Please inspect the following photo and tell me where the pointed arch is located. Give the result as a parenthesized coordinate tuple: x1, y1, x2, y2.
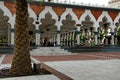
(97, 11, 113, 27)
(60, 8, 78, 26)
(79, 10, 96, 29)
(39, 6, 58, 25)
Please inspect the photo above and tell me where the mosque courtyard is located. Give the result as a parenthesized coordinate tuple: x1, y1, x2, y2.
(0, 0, 120, 79)
(0, 52, 120, 80)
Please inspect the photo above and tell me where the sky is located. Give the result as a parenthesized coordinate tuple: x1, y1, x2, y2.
(59, 0, 110, 6)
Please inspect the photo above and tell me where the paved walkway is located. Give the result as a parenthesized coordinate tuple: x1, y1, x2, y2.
(44, 60, 120, 80)
(0, 75, 60, 80)
(0, 52, 120, 80)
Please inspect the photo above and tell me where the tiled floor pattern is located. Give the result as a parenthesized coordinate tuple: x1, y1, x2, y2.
(0, 52, 120, 80)
(1, 53, 120, 64)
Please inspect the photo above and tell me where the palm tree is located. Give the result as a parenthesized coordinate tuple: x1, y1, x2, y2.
(9, 0, 32, 75)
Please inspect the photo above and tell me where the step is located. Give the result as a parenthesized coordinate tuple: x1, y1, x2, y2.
(30, 47, 71, 55)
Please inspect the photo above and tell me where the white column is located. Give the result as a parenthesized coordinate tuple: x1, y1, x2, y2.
(65, 33, 67, 46)
(69, 32, 72, 46)
(35, 25, 40, 46)
(94, 32, 98, 45)
(115, 36, 117, 45)
(77, 26, 80, 45)
(11, 31, 14, 46)
(77, 33, 80, 45)
(66, 33, 68, 46)
(105, 36, 108, 45)
(56, 30, 60, 46)
(111, 32, 114, 45)
(53, 35, 56, 46)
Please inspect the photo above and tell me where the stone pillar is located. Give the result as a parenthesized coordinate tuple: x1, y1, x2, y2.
(53, 35, 56, 46)
(66, 33, 68, 46)
(115, 35, 117, 45)
(35, 25, 40, 46)
(72, 32, 75, 46)
(94, 32, 98, 45)
(10, 29, 14, 47)
(68, 33, 70, 46)
(62, 34, 64, 46)
(111, 32, 115, 45)
(105, 30, 108, 45)
(56, 30, 61, 46)
(69, 32, 72, 46)
(64, 34, 66, 46)
(105, 36, 108, 45)
(76, 26, 81, 46)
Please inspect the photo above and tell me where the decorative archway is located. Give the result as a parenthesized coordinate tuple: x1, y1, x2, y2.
(99, 16, 111, 45)
(61, 14, 76, 47)
(39, 12, 57, 47)
(81, 15, 94, 46)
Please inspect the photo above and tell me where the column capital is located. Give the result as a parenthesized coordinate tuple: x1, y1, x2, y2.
(94, 32, 98, 35)
(110, 32, 115, 35)
(35, 21, 39, 24)
(35, 30, 40, 33)
(10, 29, 14, 33)
(75, 31, 80, 34)
(76, 24, 81, 26)
(56, 30, 61, 34)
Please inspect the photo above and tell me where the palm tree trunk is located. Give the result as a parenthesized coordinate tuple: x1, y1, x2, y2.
(10, 0, 32, 75)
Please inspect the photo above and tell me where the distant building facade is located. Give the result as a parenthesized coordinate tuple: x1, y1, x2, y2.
(108, 0, 120, 8)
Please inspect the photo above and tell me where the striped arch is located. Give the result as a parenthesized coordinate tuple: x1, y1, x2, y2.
(60, 8, 78, 27)
(97, 11, 113, 28)
(97, 11, 114, 32)
(79, 10, 96, 29)
(39, 6, 58, 25)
